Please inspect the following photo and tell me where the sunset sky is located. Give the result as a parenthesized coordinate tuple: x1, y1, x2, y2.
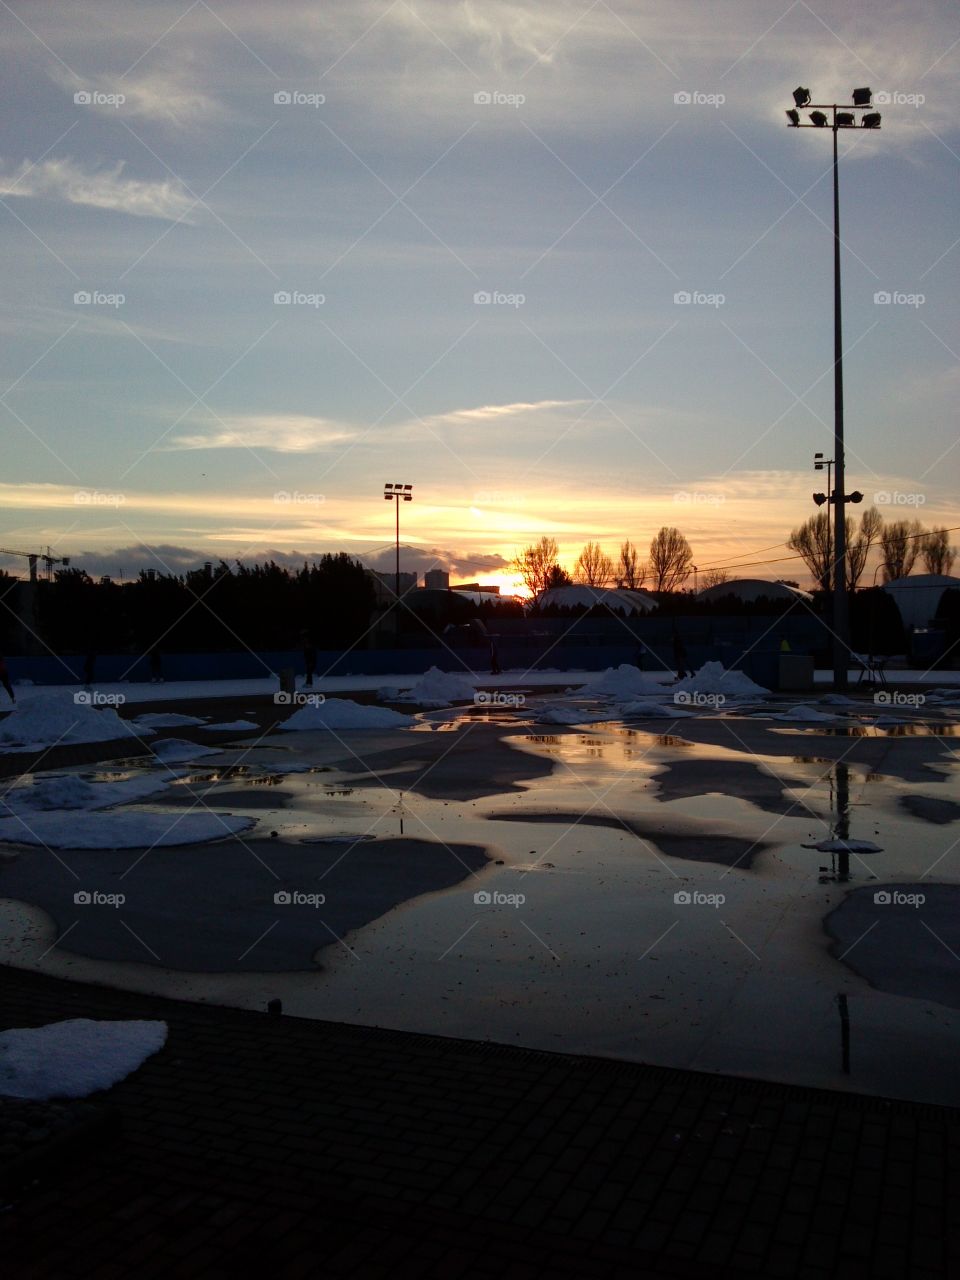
(0, 1, 957, 592)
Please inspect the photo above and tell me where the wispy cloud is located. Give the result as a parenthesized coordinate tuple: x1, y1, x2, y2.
(164, 400, 587, 452)
(0, 156, 195, 221)
(167, 414, 355, 452)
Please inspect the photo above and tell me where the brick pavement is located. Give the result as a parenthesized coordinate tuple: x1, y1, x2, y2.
(1, 964, 958, 1278)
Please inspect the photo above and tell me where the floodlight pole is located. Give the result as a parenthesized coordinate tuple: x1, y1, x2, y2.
(831, 112, 848, 690)
(384, 483, 413, 649)
(787, 92, 882, 689)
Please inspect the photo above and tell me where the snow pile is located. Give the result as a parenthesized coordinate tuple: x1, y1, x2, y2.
(0, 1019, 167, 1099)
(0, 691, 145, 753)
(620, 700, 694, 719)
(772, 705, 837, 722)
(819, 693, 857, 707)
(673, 662, 768, 698)
(278, 698, 414, 732)
(3, 771, 176, 813)
(0, 810, 254, 849)
(202, 719, 258, 731)
(387, 667, 477, 708)
(133, 712, 206, 729)
(151, 738, 222, 763)
(536, 705, 620, 725)
(588, 665, 673, 699)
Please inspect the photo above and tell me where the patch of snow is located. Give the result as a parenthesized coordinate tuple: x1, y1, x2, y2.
(202, 719, 258, 731)
(0, 1019, 167, 1099)
(0, 810, 254, 849)
(587, 665, 674, 699)
(132, 712, 207, 728)
(277, 698, 415, 731)
(772, 705, 838, 722)
(619, 700, 695, 718)
(535, 705, 621, 725)
(3, 772, 177, 813)
(387, 667, 478, 708)
(151, 738, 223, 763)
(819, 694, 857, 706)
(0, 690, 145, 753)
(673, 662, 768, 698)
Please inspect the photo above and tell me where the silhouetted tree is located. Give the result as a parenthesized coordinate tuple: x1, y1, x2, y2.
(880, 519, 923, 581)
(649, 527, 693, 593)
(921, 527, 956, 576)
(514, 537, 561, 597)
(616, 541, 646, 589)
(573, 541, 613, 586)
(846, 508, 883, 590)
(788, 513, 831, 592)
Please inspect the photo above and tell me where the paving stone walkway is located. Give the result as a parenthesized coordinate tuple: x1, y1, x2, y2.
(1, 964, 957, 1278)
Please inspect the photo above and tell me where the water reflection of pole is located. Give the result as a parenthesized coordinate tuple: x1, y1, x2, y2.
(837, 993, 851, 1073)
(830, 761, 851, 880)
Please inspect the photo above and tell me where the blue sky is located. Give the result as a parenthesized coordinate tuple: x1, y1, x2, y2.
(0, 0, 957, 589)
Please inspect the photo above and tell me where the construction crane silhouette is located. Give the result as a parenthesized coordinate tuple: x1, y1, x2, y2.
(0, 546, 70, 583)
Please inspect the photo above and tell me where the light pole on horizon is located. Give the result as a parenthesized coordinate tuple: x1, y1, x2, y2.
(383, 482, 413, 648)
(814, 452, 834, 590)
(787, 86, 883, 689)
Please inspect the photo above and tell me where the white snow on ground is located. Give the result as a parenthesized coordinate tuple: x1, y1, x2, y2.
(277, 698, 415, 732)
(772, 705, 839, 722)
(151, 738, 223, 763)
(2, 771, 179, 813)
(619, 700, 695, 718)
(132, 711, 207, 729)
(202, 720, 259, 731)
(819, 694, 857, 706)
(673, 662, 768, 698)
(384, 666, 478, 708)
(535, 706, 622, 725)
(0, 1019, 167, 1099)
(586, 665, 674, 699)
(0, 810, 254, 848)
(0, 691, 146, 753)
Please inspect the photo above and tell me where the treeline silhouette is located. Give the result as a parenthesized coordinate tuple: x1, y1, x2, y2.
(7, 556, 379, 657)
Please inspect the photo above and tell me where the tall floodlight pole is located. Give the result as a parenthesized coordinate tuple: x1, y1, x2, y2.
(383, 482, 413, 648)
(814, 452, 834, 590)
(787, 87, 882, 689)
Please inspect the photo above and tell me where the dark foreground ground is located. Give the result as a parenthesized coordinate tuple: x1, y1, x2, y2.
(1, 963, 957, 1279)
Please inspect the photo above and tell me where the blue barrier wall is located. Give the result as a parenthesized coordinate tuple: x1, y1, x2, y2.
(5, 613, 828, 686)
